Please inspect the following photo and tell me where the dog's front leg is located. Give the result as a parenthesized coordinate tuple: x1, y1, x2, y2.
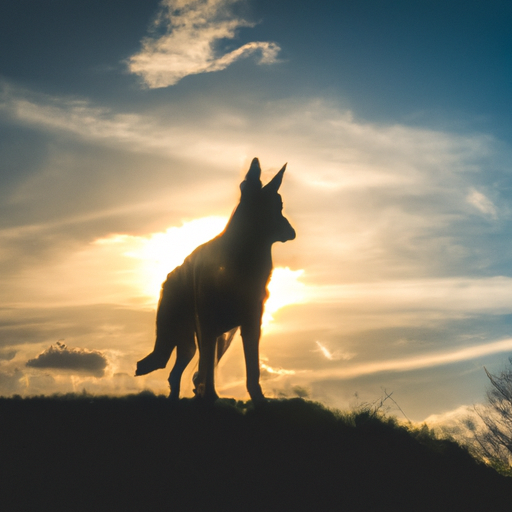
(195, 333, 219, 401)
(241, 316, 265, 403)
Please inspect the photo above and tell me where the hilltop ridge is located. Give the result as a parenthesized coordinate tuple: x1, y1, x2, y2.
(1, 394, 510, 511)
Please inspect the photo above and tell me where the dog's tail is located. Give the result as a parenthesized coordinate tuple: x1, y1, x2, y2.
(135, 351, 169, 376)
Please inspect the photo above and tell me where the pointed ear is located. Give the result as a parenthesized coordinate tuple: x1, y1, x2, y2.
(240, 157, 262, 194)
(263, 163, 287, 193)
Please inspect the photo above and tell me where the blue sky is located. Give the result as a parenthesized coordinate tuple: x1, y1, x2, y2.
(1, 0, 512, 423)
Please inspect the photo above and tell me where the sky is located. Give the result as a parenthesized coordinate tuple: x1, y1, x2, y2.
(1, 0, 512, 424)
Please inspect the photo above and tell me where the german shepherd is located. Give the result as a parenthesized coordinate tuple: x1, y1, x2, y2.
(135, 158, 295, 402)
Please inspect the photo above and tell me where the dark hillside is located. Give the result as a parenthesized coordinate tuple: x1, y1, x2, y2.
(1, 394, 510, 511)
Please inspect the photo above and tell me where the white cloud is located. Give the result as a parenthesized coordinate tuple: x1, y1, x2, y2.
(315, 341, 355, 361)
(2, 85, 496, 197)
(423, 404, 477, 429)
(1, 89, 171, 154)
(260, 362, 296, 376)
(0, 83, 249, 170)
(306, 277, 512, 315)
(312, 338, 512, 381)
(128, 0, 281, 87)
(466, 188, 497, 218)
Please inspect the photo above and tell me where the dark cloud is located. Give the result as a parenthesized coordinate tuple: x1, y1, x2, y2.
(26, 342, 108, 377)
(0, 349, 16, 361)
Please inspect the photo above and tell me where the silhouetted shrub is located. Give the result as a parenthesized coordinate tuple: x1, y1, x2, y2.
(463, 358, 512, 475)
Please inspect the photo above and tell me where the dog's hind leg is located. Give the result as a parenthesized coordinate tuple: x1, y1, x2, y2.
(168, 334, 196, 401)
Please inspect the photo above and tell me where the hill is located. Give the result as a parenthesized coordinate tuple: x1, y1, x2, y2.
(1, 394, 511, 511)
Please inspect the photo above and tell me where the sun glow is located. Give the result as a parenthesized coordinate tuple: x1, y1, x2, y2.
(264, 267, 306, 327)
(101, 217, 306, 324)
(125, 216, 228, 300)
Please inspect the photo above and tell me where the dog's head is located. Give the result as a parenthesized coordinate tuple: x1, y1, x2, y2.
(239, 157, 296, 244)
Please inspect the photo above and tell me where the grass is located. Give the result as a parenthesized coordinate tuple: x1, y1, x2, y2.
(1, 393, 511, 511)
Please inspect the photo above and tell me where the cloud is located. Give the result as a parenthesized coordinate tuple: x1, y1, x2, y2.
(312, 338, 512, 381)
(0, 369, 24, 395)
(0, 82, 254, 169)
(0, 350, 16, 361)
(2, 86, 511, 312)
(306, 277, 512, 315)
(466, 188, 497, 218)
(128, 0, 281, 87)
(423, 404, 477, 429)
(315, 341, 355, 361)
(26, 342, 108, 377)
(3, 80, 512, 406)
(1, 83, 499, 189)
(0, 84, 166, 154)
(2, 84, 511, 318)
(260, 361, 296, 377)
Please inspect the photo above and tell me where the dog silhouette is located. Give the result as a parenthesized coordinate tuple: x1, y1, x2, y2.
(136, 158, 295, 401)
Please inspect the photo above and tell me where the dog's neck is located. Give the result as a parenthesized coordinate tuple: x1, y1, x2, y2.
(220, 205, 274, 277)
